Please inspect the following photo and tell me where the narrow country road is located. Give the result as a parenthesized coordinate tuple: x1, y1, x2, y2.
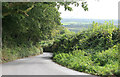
(2, 52, 97, 76)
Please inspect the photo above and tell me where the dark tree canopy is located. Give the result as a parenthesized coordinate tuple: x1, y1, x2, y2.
(2, 2, 88, 46)
(2, 2, 88, 17)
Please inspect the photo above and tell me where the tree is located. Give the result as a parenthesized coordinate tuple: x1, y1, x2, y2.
(2, 2, 88, 17)
(2, 2, 88, 45)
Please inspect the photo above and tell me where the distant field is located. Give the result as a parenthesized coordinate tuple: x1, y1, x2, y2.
(62, 22, 90, 25)
(61, 18, 118, 24)
(62, 22, 78, 25)
(61, 19, 118, 33)
(66, 27, 88, 33)
(62, 22, 92, 33)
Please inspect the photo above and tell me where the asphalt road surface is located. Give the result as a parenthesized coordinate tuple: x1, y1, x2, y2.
(2, 52, 98, 76)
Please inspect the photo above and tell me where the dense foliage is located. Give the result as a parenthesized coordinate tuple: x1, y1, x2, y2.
(3, 1, 119, 77)
(52, 22, 120, 76)
(2, 2, 61, 62)
(2, 2, 87, 62)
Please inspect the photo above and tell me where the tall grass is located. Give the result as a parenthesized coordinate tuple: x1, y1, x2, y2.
(2, 42, 43, 63)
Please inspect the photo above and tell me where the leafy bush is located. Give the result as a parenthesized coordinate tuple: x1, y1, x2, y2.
(53, 44, 119, 76)
(52, 21, 120, 76)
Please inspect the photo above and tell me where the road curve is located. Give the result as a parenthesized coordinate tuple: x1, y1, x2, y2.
(2, 52, 97, 76)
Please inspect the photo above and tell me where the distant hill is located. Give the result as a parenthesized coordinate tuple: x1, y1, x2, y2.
(61, 18, 118, 25)
(61, 18, 118, 33)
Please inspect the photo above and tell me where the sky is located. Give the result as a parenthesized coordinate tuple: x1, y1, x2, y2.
(59, 0, 120, 20)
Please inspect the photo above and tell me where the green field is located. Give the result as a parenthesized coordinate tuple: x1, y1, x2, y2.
(62, 22, 91, 25)
(62, 21, 92, 33)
